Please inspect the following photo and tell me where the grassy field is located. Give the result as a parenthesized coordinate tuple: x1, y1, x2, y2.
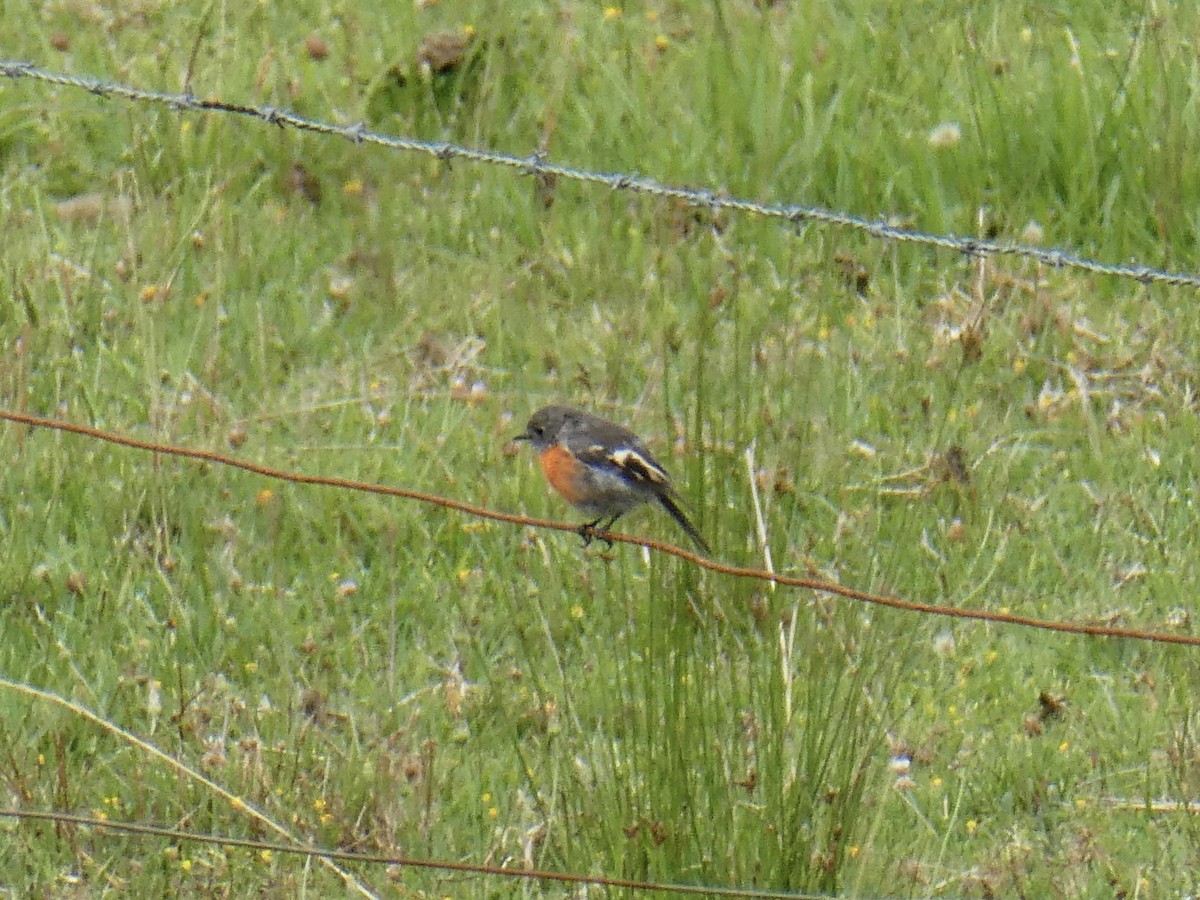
(3, 0, 1200, 896)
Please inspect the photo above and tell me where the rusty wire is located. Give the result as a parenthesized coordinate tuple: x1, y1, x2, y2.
(2, 409, 1197, 647)
(0, 808, 835, 899)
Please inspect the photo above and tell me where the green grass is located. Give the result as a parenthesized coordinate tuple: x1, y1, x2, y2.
(3, 0, 1200, 895)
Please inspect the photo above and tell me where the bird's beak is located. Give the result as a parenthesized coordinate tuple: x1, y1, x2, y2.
(512, 428, 531, 443)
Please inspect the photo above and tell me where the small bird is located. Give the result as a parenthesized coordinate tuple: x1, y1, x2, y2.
(513, 405, 710, 554)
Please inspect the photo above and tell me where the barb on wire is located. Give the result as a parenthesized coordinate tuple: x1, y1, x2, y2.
(2, 408, 1198, 647)
(2, 60, 1198, 289)
(0, 809, 831, 899)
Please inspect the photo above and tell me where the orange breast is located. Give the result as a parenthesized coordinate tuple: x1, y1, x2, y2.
(539, 445, 586, 506)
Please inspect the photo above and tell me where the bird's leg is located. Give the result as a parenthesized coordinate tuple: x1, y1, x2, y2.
(578, 515, 619, 549)
(595, 514, 620, 548)
(578, 517, 602, 547)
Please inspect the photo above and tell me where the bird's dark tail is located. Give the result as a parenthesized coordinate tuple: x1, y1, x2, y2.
(657, 494, 711, 555)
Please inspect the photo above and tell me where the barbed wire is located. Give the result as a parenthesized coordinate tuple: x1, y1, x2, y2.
(2, 60, 1198, 290)
(0, 808, 840, 899)
(3, 408, 1197, 647)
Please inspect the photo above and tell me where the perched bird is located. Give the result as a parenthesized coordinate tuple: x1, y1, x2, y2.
(513, 405, 710, 554)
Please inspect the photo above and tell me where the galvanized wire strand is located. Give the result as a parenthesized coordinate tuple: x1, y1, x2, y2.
(2, 60, 1199, 288)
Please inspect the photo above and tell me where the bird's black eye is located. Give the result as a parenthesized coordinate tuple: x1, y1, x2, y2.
(531, 424, 544, 436)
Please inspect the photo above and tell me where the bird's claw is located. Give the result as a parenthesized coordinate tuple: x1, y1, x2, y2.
(578, 521, 614, 549)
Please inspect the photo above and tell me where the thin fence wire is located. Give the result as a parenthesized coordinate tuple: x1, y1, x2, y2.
(0, 808, 840, 899)
(2, 58, 1193, 898)
(0, 678, 378, 899)
(3, 60, 1199, 290)
(3, 409, 1197, 648)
